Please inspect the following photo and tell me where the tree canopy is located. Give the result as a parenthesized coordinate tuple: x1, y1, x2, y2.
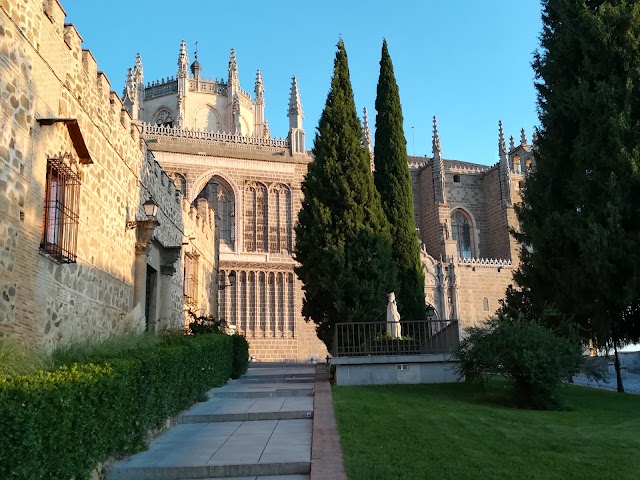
(295, 40, 396, 350)
(373, 39, 425, 321)
(511, 0, 640, 391)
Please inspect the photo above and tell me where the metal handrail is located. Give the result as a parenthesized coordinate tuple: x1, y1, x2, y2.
(332, 319, 460, 357)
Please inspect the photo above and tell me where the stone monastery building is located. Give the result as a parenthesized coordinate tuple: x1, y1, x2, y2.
(1, 0, 533, 361)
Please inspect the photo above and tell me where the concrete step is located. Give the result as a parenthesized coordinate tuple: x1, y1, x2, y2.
(209, 383, 314, 399)
(236, 376, 316, 384)
(193, 476, 309, 480)
(178, 397, 314, 424)
(107, 420, 312, 480)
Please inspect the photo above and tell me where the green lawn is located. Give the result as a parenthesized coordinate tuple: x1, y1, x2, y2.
(333, 382, 640, 480)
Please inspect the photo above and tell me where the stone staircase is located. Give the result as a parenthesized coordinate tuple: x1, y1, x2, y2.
(108, 364, 317, 480)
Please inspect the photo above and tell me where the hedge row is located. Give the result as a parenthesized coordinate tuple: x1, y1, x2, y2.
(0, 334, 241, 480)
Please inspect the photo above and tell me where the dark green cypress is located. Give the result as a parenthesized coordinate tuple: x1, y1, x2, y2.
(512, 0, 640, 391)
(294, 40, 396, 350)
(373, 39, 425, 320)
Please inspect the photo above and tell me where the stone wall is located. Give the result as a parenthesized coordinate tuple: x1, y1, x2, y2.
(0, 0, 215, 350)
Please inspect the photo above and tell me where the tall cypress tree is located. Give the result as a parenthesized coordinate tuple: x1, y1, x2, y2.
(512, 0, 640, 391)
(373, 39, 425, 320)
(295, 40, 396, 350)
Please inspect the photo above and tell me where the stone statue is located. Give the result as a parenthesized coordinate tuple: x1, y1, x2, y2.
(442, 219, 451, 240)
(386, 292, 401, 339)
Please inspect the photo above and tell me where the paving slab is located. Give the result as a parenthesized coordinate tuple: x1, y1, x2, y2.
(108, 419, 312, 480)
(208, 382, 314, 399)
(179, 397, 314, 423)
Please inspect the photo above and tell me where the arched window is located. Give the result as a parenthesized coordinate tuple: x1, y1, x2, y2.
(153, 107, 174, 128)
(245, 182, 268, 252)
(170, 173, 186, 199)
(196, 177, 235, 250)
(270, 184, 292, 253)
(512, 154, 521, 174)
(451, 209, 475, 259)
(483, 297, 489, 312)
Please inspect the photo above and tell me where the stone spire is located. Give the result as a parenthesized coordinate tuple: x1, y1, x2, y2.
(509, 135, 515, 152)
(177, 40, 189, 76)
(254, 69, 265, 137)
(122, 53, 144, 121)
(177, 41, 189, 127)
(263, 119, 270, 138)
(498, 120, 512, 205)
(432, 116, 446, 204)
(228, 48, 239, 88)
(288, 75, 305, 154)
(362, 107, 373, 171)
(520, 128, 528, 146)
(288, 75, 303, 129)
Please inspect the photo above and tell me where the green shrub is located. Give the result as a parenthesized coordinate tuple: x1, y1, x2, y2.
(230, 334, 249, 379)
(453, 318, 582, 410)
(0, 334, 233, 480)
(185, 310, 226, 335)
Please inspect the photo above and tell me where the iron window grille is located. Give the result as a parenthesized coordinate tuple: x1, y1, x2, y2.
(40, 157, 80, 263)
(183, 251, 199, 305)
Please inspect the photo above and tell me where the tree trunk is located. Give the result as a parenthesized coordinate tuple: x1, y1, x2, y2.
(613, 341, 625, 393)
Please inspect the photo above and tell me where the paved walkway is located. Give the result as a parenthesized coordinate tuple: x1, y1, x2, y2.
(107, 363, 346, 480)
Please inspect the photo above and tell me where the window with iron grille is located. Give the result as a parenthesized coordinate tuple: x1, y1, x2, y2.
(183, 251, 199, 305)
(40, 158, 81, 263)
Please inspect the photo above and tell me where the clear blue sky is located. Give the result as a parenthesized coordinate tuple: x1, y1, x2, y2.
(62, 0, 542, 166)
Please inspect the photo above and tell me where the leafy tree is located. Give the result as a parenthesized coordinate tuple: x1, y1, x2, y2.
(373, 39, 426, 320)
(512, 0, 640, 391)
(295, 40, 397, 351)
(453, 316, 582, 410)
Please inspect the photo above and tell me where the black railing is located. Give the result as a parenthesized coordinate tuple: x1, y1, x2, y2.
(332, 320, 460, 357)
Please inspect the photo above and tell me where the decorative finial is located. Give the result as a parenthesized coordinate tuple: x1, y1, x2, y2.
(509, 135, 515, 151)
(498, 120, 507, 155)
(288, 75, 303, 118)
(228, 48, 238, 85)
(194, 41, 198, 60)
(432, 116, 442, 155)
(178, 40, 188, 73)
(520, 128, 527, 146)
(263, 119, 270, 138)
(362, 107, 373, 157)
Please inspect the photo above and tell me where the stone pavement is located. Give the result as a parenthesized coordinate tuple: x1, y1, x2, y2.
(107, 363, 347, 480)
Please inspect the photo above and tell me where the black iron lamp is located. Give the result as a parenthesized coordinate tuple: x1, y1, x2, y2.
(126, 198, 159, 230)
(218, 270, 236, 290)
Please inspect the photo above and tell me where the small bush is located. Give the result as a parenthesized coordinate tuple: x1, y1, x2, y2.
(185, 310, 226, 335)
(453, 318, 582, 410)
(0, 334, 233, 480)
(0, 338, 51, 376)
(230, 334, 249, 379)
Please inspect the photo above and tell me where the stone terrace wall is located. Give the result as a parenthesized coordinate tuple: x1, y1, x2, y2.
(0, 0, 215, 350)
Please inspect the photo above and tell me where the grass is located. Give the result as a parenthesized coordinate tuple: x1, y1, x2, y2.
(333, 381, 640, 480)
(0, 338, 51, 376)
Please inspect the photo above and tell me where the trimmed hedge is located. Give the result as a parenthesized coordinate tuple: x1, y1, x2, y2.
(230, 334, 249, 379)
(0, 334, 233, 480)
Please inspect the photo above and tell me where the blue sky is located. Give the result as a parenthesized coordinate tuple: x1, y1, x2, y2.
(61, 0, 542, 165)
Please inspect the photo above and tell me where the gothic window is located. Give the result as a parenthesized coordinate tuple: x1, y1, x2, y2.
(153, 107, 174, 127)
(451, 209, 474, 259)
(41, 157, 80, 264)
(269, 272, 276, 336)
(219, 270, 227, 320)
(183, 252, 199, 305)
(196, 178, 235, 250)
(270, 185, 292, 253)
(248, 272, 256, 335)
(287, 273, 295, 336)
(171, 173, 187, 199)
(512, 154, 521, 174)
(277, 273, 285, 336)
(245, 182, 268, 252)
(239, 271, 247, 334)
(258, 272, 266, 335)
